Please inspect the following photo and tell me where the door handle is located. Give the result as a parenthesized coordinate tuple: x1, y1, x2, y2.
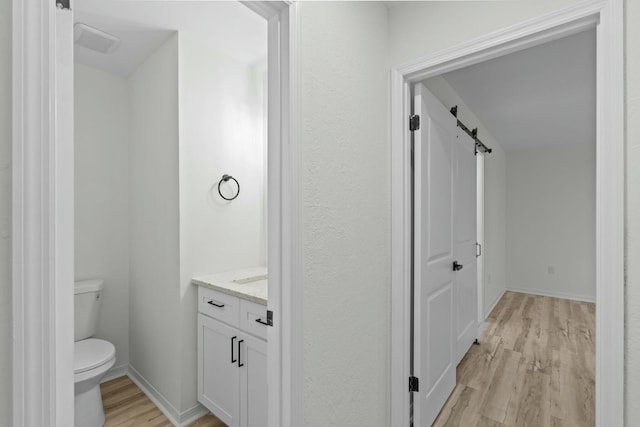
(238, 339, 244, 367)
(476, 242, 482, 258)
(231, 336, 237, 363)
(453, 261, 463, 271)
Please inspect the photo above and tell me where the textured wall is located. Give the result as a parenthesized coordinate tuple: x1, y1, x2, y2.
(423, 76, 507, 318)
(75, 64, 130, 376)
(625, 0, 640, 422)
(128, 34, 181, 409)
(506, 144, 596, 302)
(300, 2, 390, 426)
(0, 0, 10, 424)
(177, 33, 266, 412)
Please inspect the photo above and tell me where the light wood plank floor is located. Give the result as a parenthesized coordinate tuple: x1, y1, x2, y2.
(100, 376, 226, 427)
(433, 291, 595, 427)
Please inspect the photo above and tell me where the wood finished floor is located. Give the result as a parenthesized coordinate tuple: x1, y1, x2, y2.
(433, 291, 595, 427)
(100, 376, 225, 427)
(100, 292, 593, 427)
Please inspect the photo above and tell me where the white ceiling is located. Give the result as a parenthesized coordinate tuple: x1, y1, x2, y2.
(440, 29, 596, 151)
(74, 1, 267, 77)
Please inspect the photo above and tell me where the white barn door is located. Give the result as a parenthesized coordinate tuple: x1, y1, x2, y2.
(454, 128, 478, 364)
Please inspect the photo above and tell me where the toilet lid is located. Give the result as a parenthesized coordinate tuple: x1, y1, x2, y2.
(74, 339, 116, 374)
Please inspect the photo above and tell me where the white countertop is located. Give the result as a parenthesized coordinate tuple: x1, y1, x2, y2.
(192, 267, 268, 305)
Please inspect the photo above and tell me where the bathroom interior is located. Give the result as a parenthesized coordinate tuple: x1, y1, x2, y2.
(72, 1, 268, 426)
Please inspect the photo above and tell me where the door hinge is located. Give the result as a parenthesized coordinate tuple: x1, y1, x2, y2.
(409, 376, 419, 392)
(409, 115, 420, 131)
(266, 310, 273, 326)
(256, 310, 273, 326)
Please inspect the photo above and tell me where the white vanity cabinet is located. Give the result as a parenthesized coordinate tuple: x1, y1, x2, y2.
(197, 285, 268, 427)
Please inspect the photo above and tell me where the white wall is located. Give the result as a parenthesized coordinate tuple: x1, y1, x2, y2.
(299, 2, 390, 426)
(422, 76, 507, 318)
(0, 0, 11, 423)
(128, 34, 182, 409)
(74, 64, 130, 376)
(177, 33, 266, 412)
(506, 144, 596, 302)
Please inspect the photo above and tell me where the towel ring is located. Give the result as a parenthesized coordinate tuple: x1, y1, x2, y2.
(218, 174, 240, 201)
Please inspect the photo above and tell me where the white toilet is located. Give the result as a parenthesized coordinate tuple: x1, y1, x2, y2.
(74, 279, 116, 427)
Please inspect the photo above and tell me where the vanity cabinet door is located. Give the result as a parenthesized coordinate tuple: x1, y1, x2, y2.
(198, 314, 240, 427)
(239, 334, 267, 427)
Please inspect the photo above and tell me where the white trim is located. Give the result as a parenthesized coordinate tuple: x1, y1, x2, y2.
(279, 4, 304, 427)
(12, 2, 75, 426)
(128, 366, 179, 426)
(389, 67, 412, 427)
(507, 288, 596, 304)
(101, 366, 208, 427)
(594, 1, 624, 423)
(127, 367, 178, 424)
(243, 3, 302, 427)
(484, 288, 506, 320)
(178, 404, 210, 427)
(127, 366, 209, 427)
(390, 1, 624, 426)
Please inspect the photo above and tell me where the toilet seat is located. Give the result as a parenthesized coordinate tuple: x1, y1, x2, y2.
(75, 338, 116, 374)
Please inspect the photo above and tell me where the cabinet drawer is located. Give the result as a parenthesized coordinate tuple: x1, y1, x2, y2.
(199, 287, 239, 327)
(239, 299, 268, 340)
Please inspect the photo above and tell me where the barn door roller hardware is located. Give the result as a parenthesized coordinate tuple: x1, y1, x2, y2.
(56, 0, 71, 10)
(450, 106, 492, 155)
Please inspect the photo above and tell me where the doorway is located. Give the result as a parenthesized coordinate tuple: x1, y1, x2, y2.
(11, 1, 302, 426)
(390, 2, 623, 426)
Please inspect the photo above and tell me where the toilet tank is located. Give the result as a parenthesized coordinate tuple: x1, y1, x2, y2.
(74, 279, 105, 341)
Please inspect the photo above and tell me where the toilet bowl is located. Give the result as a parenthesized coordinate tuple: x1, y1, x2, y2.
(74, 279, 116, 427)
(74, 339, 116, 427)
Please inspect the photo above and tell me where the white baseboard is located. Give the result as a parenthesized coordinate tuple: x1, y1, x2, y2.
(507, 287, 595, 304)
(127, 365, 209, 427)
(128, 365, 181, 426)
(179, 404, 210, 426)
(101, 363, 128, 383)
(484, 288, 506, 320)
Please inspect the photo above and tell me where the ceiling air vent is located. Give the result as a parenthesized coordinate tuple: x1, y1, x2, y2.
(74, 23, 120, 54)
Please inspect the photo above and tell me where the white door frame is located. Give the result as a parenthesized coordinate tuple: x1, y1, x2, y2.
(390, 1, 623, 426)
(241, 3, 303, 426)
(12, 1, 302, 426)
